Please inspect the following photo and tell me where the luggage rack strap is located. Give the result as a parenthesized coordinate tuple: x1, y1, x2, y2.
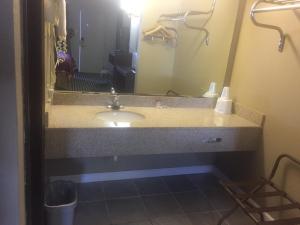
(247, 203, 300, 213)
(258, 217, 300, 225)
(222, 178, 269, 187)
(236, 191, 286, 199)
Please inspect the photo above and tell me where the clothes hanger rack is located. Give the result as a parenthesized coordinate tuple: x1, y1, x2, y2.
(158, 0, 216, 46)
(250, 0, 300, 52)
(143, 0, 216, 46)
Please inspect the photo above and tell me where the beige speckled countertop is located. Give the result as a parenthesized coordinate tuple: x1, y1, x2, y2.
(47, 105, 259, 128)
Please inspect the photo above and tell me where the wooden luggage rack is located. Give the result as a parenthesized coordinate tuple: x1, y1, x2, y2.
(218, 154, 300, 225)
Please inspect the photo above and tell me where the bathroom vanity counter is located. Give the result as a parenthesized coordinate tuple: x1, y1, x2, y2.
(47, 105, 259, 128)
(46, 105, 262, 159)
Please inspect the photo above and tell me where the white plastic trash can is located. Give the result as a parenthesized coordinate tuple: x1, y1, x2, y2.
(45, 181, 78, 225)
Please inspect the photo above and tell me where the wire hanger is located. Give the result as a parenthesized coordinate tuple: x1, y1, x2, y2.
(143, 24, 178, 43)
(157, 0, 217, 46)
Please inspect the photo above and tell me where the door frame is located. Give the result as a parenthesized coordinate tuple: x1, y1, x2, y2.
(22, 0, 45, 224)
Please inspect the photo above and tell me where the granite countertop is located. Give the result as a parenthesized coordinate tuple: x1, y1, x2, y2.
(47, 105, 259, 128)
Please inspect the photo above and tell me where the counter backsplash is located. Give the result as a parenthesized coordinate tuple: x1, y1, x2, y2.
(52, 91, 216, 108)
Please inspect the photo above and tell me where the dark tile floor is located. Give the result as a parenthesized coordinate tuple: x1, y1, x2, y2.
(75, 173, 255, 225)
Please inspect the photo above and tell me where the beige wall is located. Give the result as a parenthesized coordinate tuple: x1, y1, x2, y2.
(230, 0, 300, 201)
(135, 0, 181, 95)
(136, 0, 240, 96)
(172, 0, 240, 96)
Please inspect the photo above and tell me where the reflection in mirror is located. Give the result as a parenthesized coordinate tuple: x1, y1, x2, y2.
(44, 0, 241, 100)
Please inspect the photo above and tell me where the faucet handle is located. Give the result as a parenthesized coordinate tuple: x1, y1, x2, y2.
(111, 87, 116, 95)
(108, 87, 123, 110)
(113, 94, 119, 102)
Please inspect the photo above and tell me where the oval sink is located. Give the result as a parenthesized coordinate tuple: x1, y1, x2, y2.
(96, 111, 145, 123)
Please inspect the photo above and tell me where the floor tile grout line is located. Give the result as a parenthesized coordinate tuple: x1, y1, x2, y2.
(141, 193, 189, 220)
(132, 181, 174, 224)
(78, 175, 219, 197)
(78, 176, 221, 204)
(193, 184, 218, 214)
(215, 210, 230, 225)
(192, 178, 232, 225)
(78, 174, 218, 199)
(187, 174, 236, 214)
(76, 174, 235, 225)
(77, 182, 106, 203)
(104, 200, 114, 225)
(168, 175, 218, 218)
(160, 176, 173, 194)
(131, 179, 153, 222)
(104, 196, 151, 225)
(79, 191, 208, 204)
(160, 176, 187, 216)
(170, 191, 188, 216)
(131, 179, 142, 197)
(104, 179, 152, 224)
(134, 176, 172, 196)
(102, 182, 115, 225)
(165, 174, 233, 224)
(103, 179, 140, 201)
(79, 189, 210, 203)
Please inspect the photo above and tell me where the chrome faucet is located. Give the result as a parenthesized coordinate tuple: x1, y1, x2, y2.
(107, 87, 123, 110)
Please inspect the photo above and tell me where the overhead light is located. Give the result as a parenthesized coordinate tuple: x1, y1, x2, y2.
(120, 0, 146, 16)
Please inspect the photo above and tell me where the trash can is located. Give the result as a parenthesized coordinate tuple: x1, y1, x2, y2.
(45, 181, 78, 225)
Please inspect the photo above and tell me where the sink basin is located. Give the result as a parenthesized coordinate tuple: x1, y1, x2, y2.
(96, 110, 145, 122)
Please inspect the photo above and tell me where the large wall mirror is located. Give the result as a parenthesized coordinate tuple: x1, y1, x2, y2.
(44, 0, 242, 99)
